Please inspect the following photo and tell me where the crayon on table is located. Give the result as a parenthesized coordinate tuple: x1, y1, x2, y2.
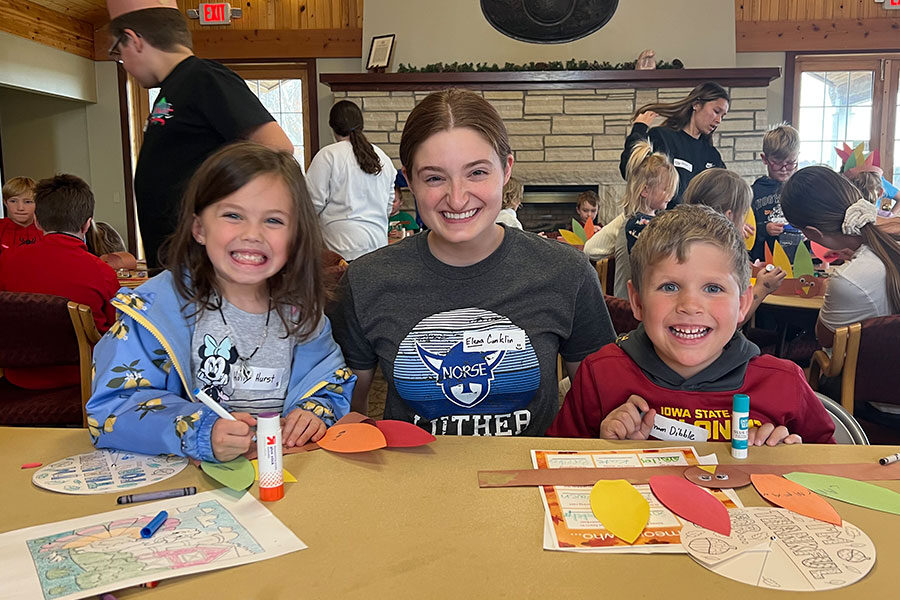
(20, 462, 42, 469)
(117, 487, 196, 505)
(140, 510, 168, 538)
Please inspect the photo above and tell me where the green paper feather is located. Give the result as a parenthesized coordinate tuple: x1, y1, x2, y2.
(792, 242, 815, 277)
(571, 219, 587, 243)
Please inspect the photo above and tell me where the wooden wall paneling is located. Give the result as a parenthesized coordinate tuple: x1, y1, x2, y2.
(191, 27, 361, 59)
(300, 1, 308, 29)
(340, 0, 349, 28)
(0, 0, 94, 59)
(736, 18, 900, 52)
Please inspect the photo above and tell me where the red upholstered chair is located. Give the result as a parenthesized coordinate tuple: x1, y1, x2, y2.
(604, 294, 640, 336)
(0, 292, 87, 426)
(808, 315, 900, 418)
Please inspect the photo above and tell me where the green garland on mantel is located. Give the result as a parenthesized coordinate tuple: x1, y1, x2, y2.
(396, 59, 684, 73)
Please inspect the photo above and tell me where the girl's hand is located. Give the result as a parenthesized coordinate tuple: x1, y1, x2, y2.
(741, 222, 755, 239)
(756, 266, 786, 296)
(599, 395, 655, 440)
(633, 110, 659, 127)
(283, 408, 326, 447)
(211, 413, 257, 462)
(748, 423, 802, 446)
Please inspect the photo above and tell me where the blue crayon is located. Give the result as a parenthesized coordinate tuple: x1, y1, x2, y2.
(140, 510, 168, 539)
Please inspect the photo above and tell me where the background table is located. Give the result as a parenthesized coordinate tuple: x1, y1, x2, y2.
(761, 294, 824, 310)
(2, 428, 899, 599)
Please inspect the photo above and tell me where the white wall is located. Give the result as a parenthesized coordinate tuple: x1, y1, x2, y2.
(737, 51, 786, 124)
(0, 31, 96, 102)
(315, 57, 362, 154)
(363, 1, 736, 70)
(0, 33, 127, 241)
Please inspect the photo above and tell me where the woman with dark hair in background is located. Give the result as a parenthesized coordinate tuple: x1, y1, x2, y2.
(620, 82, 730, 207)
(781, 166, 900, 348)
(306, 100, 397, 261)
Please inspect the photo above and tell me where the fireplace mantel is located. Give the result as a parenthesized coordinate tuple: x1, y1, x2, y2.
(320, 68, 780, 92)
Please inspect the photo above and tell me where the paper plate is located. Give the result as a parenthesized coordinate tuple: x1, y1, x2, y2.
(32, 449, 188, 495)
(681, 507, 874, 591)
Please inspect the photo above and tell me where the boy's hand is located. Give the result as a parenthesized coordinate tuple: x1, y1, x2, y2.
(748, 423, 802, 446)
(756, 266, 786, 295)
(211, 413, 257, 462)
(283, 408, 326, 448)
(766, 222, 785, 236)
(599, 395, 655, 440)
(633, 110, 659, 127)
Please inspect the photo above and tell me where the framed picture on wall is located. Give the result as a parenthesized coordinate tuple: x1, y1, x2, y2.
(366, 34, 396, 71)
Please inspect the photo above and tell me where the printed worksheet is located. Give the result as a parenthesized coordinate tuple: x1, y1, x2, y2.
(0, 490, 305, 600)
(532, 447, 742, 553)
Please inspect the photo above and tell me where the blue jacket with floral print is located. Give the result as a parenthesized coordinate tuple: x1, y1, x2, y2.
(86, 271, 355, 461)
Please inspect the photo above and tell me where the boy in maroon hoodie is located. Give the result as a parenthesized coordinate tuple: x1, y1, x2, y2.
(548, 204, 834, 444)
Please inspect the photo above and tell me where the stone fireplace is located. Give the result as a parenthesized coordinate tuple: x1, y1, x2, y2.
(321, 69, 779, 228)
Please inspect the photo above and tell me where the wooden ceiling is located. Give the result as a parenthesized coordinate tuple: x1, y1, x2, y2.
(28, 0, 108, 26)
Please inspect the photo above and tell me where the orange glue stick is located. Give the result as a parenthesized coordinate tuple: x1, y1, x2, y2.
(256, 412, 284, 501)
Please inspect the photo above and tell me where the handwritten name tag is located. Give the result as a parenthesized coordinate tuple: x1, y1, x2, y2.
(462, 329, 526, 352)
(650, 413, 709, 442)
(673, 158, 693, 172)
(233, 366, 284, 391)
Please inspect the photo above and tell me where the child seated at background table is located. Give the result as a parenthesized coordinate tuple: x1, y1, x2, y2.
(496, 176, 524, 230)
(0, 174, 119, 389)
(0, 176, 42, 256)
(547, 204, 835, 444)
(750, 124, 803, 262)
(683, 168, 786, 322)
(87, 142, 354, 462)
(575, 189, 600, 227)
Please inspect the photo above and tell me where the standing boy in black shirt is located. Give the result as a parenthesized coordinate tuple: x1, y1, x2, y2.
(107, 5, 292, 268)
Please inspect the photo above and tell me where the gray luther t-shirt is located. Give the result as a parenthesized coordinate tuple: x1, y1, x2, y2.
(190, 299, 294, 417)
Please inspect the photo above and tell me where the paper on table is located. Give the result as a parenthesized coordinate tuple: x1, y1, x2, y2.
(532, 447, 742, 554)
(649, 475, 730, 536)
(784, 472, 900, 515)
(32, 450, 188, 495)
(200, 456, 255, 491)
(650, 413, 709, 442)
(682, 507, 875, 592)
(750, 473, 841, 525)
(0, 489, 306, 600)
(250, 460, 297, 483)
(316, 422, 387, 453)
(589, 480, 650, 544)
(375, 420, 436, 448)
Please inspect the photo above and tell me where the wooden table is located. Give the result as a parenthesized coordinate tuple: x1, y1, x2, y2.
(3, 429, 899, 599)
(761, 294, 824, 310)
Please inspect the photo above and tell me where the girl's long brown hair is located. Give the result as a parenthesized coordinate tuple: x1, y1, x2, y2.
(781, 165, 900, 313)
(329, 100, 382, 175)
(164, 141, 327, 340)
(632, 81, 730, 138)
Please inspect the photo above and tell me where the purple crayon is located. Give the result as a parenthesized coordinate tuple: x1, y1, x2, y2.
(117, 486, 196, 505)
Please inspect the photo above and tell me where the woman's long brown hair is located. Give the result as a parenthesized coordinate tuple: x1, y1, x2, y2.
(631, 81, 730, 138)
(329, 100, 382, 175)
(163, 141, 327, 340)
(781, 165, 900, 313)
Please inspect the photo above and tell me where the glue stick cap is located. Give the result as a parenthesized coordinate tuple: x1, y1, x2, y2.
(733, 394, 749, 412)
(259, 483, 284, 501)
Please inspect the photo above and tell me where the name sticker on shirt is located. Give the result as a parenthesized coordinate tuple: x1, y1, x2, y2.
(673, 158, 692, 172)
(462, 329, 526, 352)
(233, 366, 285, 391)
(650, 413, 709, 442)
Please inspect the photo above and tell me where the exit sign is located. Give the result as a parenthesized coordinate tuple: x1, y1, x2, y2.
(199, 3, 231, 24)
(886, 0, 900, 9)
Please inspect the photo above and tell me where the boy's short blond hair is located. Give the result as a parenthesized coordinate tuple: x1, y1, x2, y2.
(502, 176, 524, 209)
(762, 123, 800, 160)
(576, 189, 599, 208)
(631, 204, 750, 292)
(2, 176, 36, 201)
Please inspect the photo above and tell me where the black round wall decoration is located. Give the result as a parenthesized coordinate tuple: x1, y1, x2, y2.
(481, 0, 619, 44)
